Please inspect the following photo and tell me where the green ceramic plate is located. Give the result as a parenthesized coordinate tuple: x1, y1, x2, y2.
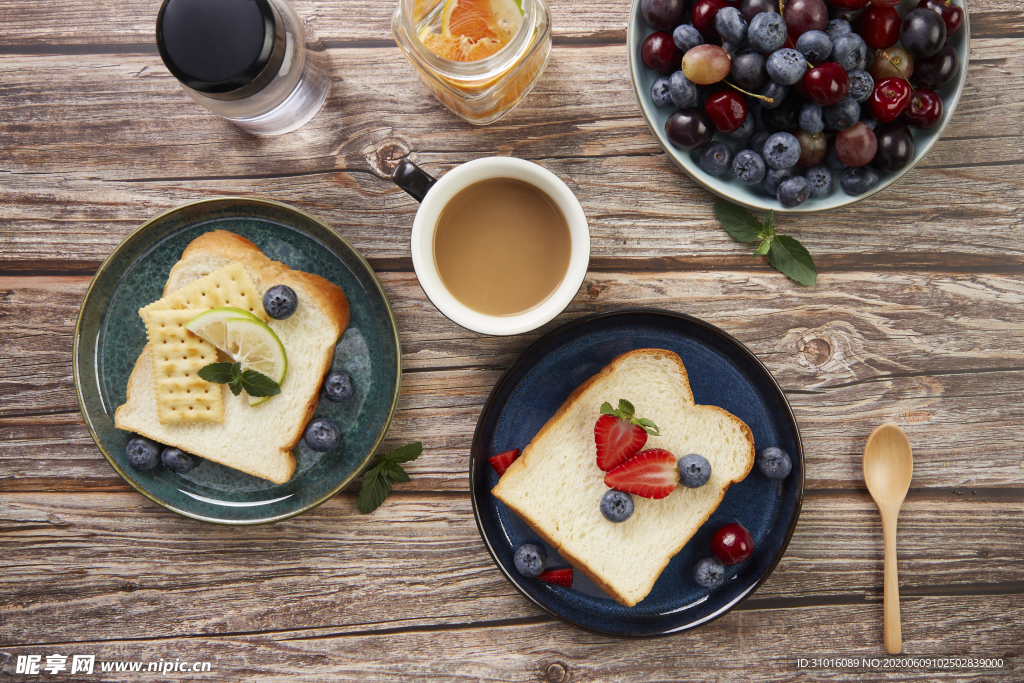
(627, 0, 970, 214)
(73, 198, 402, 524)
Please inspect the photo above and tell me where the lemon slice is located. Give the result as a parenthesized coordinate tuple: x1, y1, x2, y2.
(186, 308, 287, 407)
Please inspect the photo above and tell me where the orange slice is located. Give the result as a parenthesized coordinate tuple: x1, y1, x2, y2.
(443, 0, 500, 41)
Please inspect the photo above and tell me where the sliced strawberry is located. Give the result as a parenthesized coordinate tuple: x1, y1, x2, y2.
(594, 399, 660, 472)
(537, 568, 573, 588)
(603, 448, 679, 499)
(488, 449, 520, 476)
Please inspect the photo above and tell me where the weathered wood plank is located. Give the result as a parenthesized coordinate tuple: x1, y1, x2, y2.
(1, 491, 1021, 648)
(1, 42, 1023, 267)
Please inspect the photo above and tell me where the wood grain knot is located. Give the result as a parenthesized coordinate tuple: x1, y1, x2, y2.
(370, 140, 412, 179)
(799, 337, 832, 366)
(546, 662, 568, 682)
(587, 283, 607, 300)
(122, 581, 139, 592)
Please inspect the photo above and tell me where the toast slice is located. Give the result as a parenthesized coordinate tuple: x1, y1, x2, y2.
(114, 231, 350, 484)
(491, 349, 755, 607)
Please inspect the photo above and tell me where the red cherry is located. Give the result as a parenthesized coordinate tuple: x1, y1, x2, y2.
(710, 522, 754, 566)
(782, 0, 828, 39)
(831, 0, 869, 8)
(858, 5, 901, 49)
(868, 77, 912, 122)
(900, 89, 943, 129)
(692, 0, 729, 40)
(917, 0, 965, 36)
(704, 90, 748, 133)
(803, 62, 850, 106)
(641, 32, 681, 75)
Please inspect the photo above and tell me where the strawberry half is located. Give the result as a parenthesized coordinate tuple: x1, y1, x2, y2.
(594, 399, 661, 472)
(603, 448, 679, 499)
(537, 568, 573, 588)
(488, 449, 520, 476)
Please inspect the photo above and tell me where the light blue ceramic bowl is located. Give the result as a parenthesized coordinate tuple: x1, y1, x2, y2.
(627, 0, 970, 214)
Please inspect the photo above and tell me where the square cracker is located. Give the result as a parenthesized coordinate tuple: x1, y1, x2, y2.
(142, 309, 224, 424)
(139, 262, 267, 320)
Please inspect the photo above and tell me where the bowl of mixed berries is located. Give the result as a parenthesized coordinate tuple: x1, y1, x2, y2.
(628, 0, 968, 212)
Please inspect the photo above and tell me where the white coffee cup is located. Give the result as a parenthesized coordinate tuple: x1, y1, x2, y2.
(392, 156, 590, 336)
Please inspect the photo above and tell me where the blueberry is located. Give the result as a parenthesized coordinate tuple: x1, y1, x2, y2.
(758, 446, 793, 479)
(126, 436, 160, 470)
(699, 141, 734, 176)
(763, 166, 795, 196)
(303, 417, 341, 452)
(825, 142, 848, 170)
(804, 165, 833, 197)
(651, 76, 674, 108)
(840, 166, 880, 195)
(694, 557, 725, 589)
(825, 96, 860, 130)
(766, 48, 807, 86)
(716, 7, 748, 45)
(730, 50, 767, 91)
(799, 102, 824, 135)
(731, 149, 767, 185)
(669, 71, 699, 109)
(826, 18, 852, 43)
(514, 543, 546, 577)
(748, 11, 787, 54)
(777, 176, 810, 208)
(749, 131, 772, 157)
(830, 33, 867, 72)
(757, 80, 788, 110)
(263, 284, 297, 320)
(160, 447, 195, 474)
(795, 30, 832, 62)
(672, 24, 703, 53)
(600, 489, 635, 523)
(323, 371, 354, 403)
(724, 113, 755, 144)
(677, 453, 712, 488)
(763, 132, 801, 170)
(847, 69, 874, 104)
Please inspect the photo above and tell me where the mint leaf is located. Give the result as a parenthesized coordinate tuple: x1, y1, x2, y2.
(357, 464, 392, 514)
(381, 441, 423, 464)
(198, 362, 236, 384)
(754, 237, 772, 256)
(239, 369, 281, 397)
(714, 200, 762, 243)
(767, 235, 818, 286)
(381, 461, 412, 483)
(762, 209, 776, 236)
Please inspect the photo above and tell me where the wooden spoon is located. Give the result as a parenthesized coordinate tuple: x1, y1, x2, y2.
(863, 423, 914, 655)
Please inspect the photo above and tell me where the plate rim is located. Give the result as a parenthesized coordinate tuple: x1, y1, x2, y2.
(625, 0, 971, 215)
(72, 196, 403, 525)
(468, 307, 805, 637)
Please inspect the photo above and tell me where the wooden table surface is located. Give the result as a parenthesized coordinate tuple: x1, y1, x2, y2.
(2, 0, 1022, 680)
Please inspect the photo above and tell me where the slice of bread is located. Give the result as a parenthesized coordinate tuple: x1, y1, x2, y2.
(114, 231, 350, 484)
(491, 349, 755, 607)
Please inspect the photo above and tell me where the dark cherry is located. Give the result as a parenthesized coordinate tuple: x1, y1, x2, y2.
(835, 121, 878, 167)
(872, 121, 915, 172)
(868, 77, 912, 122)
(917, 0, 964, 36)
(665, 108, 715, 150)
(901, 89, 943, 129)
(739, 0, 778, 22)
(831, 0, 870, 8)
(796, 130, 827, 167)
(783, 0, 829, 39)
(803, 62, 851, 106)
(710, 523, 754, 566)
(913, 44, 959, 90)
(857, 4, 901, 49)
(641, 32, 682, 75)
(761, 95, 804, 133)
(692, 0, 729, 40)
(704, 90, 749, 133)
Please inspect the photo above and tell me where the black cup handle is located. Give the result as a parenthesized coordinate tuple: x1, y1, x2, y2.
(392, 159, 437, 203)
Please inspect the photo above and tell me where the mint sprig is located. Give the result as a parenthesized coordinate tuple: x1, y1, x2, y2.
(357, 441, 423, 514)
(198, 362, 281, 398)
(714, 200, 817, 286)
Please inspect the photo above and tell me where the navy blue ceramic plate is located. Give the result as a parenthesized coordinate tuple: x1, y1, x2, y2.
(73, 198, 401, 525)
(470, 309, 803, 636)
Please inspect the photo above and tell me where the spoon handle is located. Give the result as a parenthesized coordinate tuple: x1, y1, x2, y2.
(882, 510, 902, 654)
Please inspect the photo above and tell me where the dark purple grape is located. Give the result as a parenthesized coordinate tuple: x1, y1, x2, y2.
(730, 49, 767, 91)
(872, 121, 915, 172)
(739, 0, 777, 23)
(642, 0, 687, 32)
(665, 108, 715, 150)
(900, 8, 947, 59)
(913, 44, 958, 90)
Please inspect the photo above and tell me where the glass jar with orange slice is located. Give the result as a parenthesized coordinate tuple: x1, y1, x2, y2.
(392, 0, 551, 124)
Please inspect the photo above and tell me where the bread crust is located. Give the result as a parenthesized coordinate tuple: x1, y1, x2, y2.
(492, 348, 756, 607)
